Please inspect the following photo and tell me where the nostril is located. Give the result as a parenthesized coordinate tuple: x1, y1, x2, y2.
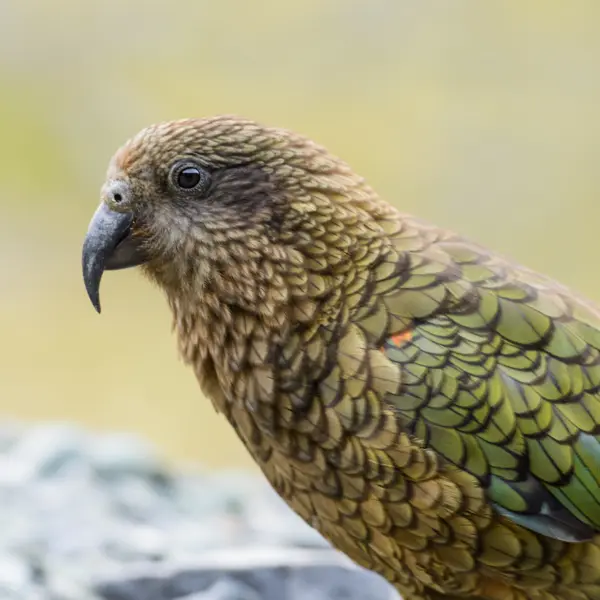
(103, 181, 130, 206)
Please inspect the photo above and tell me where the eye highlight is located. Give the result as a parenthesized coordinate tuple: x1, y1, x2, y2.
(169, 161, 211, 194)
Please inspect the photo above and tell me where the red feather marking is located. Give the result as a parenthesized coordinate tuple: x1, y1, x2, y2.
(380, 329, 413, 353)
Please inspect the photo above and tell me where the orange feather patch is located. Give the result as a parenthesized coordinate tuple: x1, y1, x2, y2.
(380, 329, 413, 353)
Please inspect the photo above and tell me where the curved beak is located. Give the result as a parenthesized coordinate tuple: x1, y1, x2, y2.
(82, 203, 147, 313)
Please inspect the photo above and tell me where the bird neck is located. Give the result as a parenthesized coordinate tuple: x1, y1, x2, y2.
(163, 182, 399, 417)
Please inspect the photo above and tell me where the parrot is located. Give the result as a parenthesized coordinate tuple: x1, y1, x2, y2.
(82, 115, 600, 600)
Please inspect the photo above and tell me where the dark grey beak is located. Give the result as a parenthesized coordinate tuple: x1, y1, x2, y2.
(82, 203, 147, 313)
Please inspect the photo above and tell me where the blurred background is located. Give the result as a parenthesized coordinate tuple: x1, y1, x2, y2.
(1, 1, 599, 469)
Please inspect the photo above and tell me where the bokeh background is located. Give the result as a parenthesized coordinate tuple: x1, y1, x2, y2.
(1, 1, 599, 469)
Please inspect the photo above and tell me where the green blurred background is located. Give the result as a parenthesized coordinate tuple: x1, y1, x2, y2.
(1, 1, 600, 469)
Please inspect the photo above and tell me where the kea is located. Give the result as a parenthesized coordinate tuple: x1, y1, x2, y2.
(82, 116, 600, 600)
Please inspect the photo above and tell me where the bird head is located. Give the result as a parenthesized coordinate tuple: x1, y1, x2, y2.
(82, 116, 385, 319)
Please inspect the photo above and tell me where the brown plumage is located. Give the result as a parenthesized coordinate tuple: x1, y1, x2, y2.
(82, 116, 600, 600)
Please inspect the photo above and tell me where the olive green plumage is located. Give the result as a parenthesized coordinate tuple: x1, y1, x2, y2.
(82, 115, 600, 599)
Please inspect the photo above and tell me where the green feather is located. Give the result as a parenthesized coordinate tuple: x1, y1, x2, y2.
(375, 234, 600, 542)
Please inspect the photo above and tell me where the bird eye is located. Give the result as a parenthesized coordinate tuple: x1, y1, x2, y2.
(178, 167, 201, 189)
(170, 162, 211, 194)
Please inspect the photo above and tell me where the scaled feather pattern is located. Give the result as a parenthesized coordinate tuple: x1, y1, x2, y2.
(82, 116, 600, 600)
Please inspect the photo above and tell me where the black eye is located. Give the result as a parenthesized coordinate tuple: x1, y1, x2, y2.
(170, 162, 211, 194)
(178, 167, 201, 189)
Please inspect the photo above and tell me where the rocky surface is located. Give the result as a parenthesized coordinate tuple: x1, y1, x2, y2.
(0, 421, 400, 599)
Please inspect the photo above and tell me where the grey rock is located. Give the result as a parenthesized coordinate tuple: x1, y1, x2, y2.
(0, 423, 88, 487)
(0, 587, 42, 600)
(108, 477, 173, 523)
(45, 571, 103, 600)
(244, 486, 328, 549)
(93, 547, 400, 600)
(0, 554, 31, 590)
(177, 578, 264, 600)
(95, 562, 399, 600)
(0, 422, 401, 599)
(0, 421, 24, 453)
(287, 565, 397, 600)
(87, 432, 173, 487)
(102, 524, 166, 562)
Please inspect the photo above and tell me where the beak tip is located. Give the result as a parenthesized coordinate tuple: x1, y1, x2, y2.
(82, 249, 103, 314)
(84, 278, 102, 314)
